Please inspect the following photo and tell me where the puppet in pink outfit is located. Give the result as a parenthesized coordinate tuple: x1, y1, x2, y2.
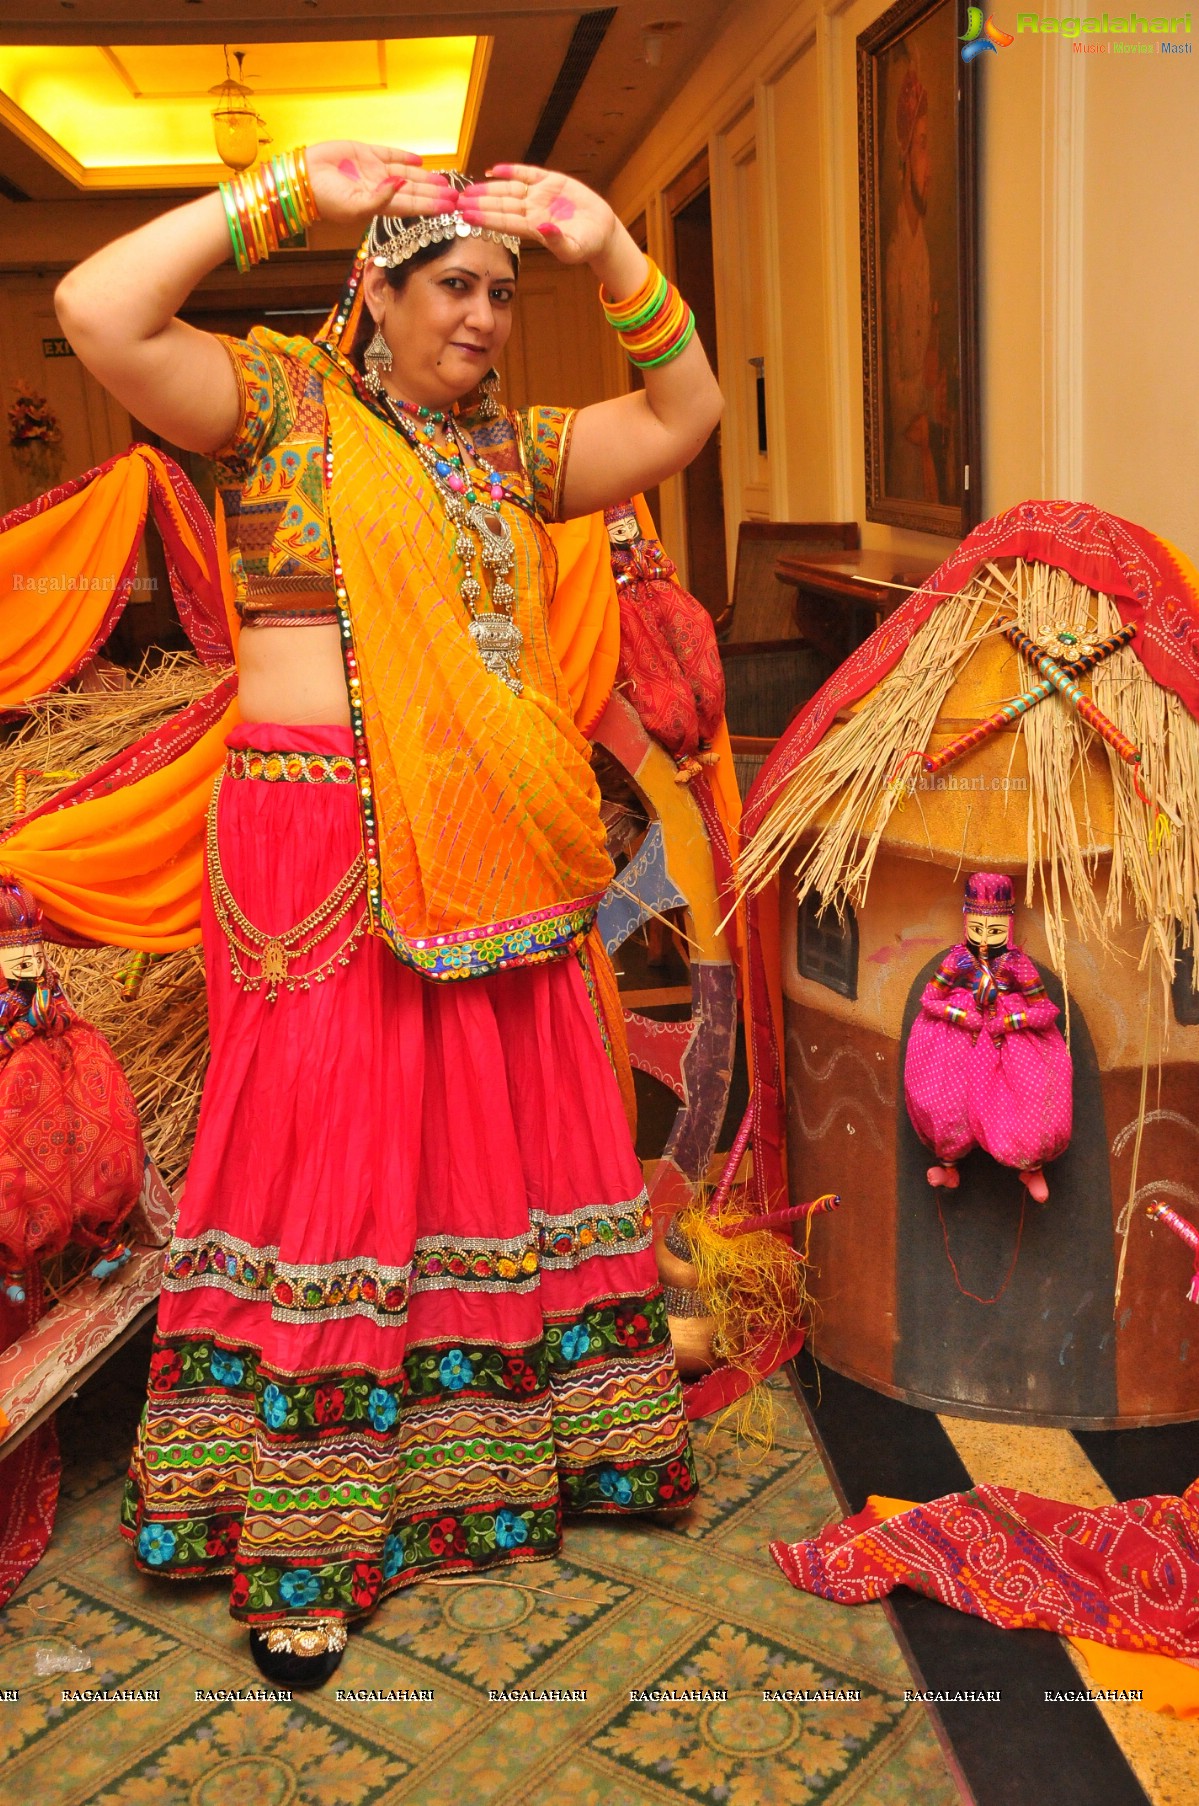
(903, 872, 1073, 1202)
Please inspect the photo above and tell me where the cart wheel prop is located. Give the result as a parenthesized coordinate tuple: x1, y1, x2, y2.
(591, 693, 737, 1376)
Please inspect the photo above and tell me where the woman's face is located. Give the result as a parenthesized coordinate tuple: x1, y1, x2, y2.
(363, 237, 517, 409)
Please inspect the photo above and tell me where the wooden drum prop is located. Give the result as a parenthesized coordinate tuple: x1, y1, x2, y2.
(591, 692, 737, 1376)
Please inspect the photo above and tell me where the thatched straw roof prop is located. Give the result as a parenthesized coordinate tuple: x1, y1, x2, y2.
(739, 557, 1199, 1009)
(734, 501, 1199, 1307)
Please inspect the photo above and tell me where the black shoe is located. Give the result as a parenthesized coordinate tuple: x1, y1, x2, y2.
(249, 1621, 346, 1691)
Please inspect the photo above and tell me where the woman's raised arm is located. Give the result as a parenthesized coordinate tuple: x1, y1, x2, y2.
(458, 165, 723, 519)
(54, 145, 448, 456)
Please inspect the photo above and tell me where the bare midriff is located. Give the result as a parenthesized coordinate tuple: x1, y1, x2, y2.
(236, 621, 352, 728)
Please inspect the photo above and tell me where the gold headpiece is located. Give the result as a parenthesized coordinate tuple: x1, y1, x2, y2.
(367, 171, 520, 270)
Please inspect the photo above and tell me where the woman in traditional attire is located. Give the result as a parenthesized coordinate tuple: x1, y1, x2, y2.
(54, 142, 722, 1685)
(904, 871, 1073, 1200)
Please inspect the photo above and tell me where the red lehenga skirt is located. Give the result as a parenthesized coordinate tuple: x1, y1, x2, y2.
(121, 725, 696, 1626)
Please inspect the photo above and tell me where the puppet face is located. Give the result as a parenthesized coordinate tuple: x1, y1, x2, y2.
(964, 912, 1009, 954)
(606, 513, 641, 547)
(0, 942, 44, 983)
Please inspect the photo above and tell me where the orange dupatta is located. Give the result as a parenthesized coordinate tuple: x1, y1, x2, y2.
(0, 447, 237, 949)
(0, 442, 732, 967)
(323, 380, 613, 979)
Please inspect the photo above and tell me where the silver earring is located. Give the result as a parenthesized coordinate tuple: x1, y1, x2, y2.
(479, 367, 502, 419)
(363, 324, 393, 395)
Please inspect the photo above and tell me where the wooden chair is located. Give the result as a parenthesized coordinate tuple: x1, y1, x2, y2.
(719, 520, 859, 745)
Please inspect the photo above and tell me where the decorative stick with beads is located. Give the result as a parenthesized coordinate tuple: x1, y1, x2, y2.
(889, 624, 1136, 798)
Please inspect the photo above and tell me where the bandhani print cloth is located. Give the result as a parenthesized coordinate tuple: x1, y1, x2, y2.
(0, 1276, 60, 1608)
(0, 1423, 61, 1607)
(610, 536, 726, 758)
(770, 1480, 1199, 1661)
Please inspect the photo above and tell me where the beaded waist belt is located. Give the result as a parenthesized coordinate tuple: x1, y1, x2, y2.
(226, 748, 357, 785)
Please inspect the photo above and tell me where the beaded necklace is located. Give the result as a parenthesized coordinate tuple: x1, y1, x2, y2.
(378, 391, 522, 694)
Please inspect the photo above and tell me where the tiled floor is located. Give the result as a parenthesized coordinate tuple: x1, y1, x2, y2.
(0, 1338, 960, 1806)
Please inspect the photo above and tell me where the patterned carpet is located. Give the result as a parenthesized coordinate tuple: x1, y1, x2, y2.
(0, 1333, 961, 1806)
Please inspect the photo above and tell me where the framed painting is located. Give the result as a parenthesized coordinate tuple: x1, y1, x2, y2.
(858, 0, 980, 537)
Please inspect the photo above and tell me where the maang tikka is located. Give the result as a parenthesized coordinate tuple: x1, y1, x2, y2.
(363, 324, 393, 395)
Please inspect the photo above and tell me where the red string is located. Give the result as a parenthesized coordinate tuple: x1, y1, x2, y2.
(936, 1188, 1028, 1305)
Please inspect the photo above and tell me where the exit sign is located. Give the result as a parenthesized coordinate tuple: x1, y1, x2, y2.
(42, 337, 75, 358)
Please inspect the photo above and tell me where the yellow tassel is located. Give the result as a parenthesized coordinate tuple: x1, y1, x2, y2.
(706, 1379, 778, 1456)
(673, 1197, 810, 1452)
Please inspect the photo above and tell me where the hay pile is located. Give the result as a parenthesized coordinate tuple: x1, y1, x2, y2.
(1, 653, 219, 1189)
(0, 652, 217, 816)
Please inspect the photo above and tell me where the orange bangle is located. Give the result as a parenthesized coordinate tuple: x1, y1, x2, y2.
(259, 161, 289, 244)
(233, 174, 268, 262)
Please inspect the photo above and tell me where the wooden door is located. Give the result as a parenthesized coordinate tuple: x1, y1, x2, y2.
(671, 169, 728, 620)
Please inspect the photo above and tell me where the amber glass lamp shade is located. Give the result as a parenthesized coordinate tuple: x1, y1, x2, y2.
(212, 104, 260, 172)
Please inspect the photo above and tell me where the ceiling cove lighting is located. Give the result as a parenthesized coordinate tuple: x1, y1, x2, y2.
(0, 37, 490, 189)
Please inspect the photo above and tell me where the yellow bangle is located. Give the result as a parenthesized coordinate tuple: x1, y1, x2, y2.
(235, 174, 269, 262)
(294, 147, 319, 221)
(249, 168, 279, 254)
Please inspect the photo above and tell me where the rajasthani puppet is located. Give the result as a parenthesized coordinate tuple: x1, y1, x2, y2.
(0, 874, 144, 1302)
(904, 872, 1073, 1201)
(605, 500, 725, 780)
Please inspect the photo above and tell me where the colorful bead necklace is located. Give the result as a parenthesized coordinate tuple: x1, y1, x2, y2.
(377, 392, 522, 694)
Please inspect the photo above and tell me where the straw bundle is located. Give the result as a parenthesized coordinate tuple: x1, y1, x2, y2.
(0, 651, 219, 821)
(0, 653, 220, 1189)
(673, 1193, 817, 1449)
(738, 565, 1006, 907)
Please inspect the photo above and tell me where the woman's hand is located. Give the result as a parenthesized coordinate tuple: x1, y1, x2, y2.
(304, 142, 453, 226)
(456, 160, 722, 519)
(53, 143, 458, 460)
(458, 165, 619, 266)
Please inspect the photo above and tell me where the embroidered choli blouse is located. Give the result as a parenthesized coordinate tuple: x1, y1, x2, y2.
(213, 327, 575, 624)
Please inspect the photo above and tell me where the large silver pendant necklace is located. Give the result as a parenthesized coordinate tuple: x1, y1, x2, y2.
(378, 393, 523, 695)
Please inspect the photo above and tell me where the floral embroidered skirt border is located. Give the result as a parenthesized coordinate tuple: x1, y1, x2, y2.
(121, 724, 697, 1626)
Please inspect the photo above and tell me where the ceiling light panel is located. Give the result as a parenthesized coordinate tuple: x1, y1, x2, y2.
(0, 38, 485, 187)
